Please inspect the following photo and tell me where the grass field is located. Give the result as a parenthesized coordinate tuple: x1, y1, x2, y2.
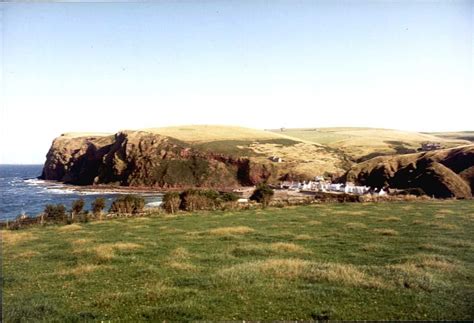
(146, 125, 294, 143)
(271, 127, 471, 160)
(425, 131, 474, 143)
(3, 201, 473, 321)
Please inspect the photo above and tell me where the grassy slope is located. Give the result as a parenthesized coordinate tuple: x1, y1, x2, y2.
(145, 125, 296, 143)
(3, 201, 473, 321)
(425, 131, 474, 143)
(146, 125, 349, 176)
(271, 127, 471, 160)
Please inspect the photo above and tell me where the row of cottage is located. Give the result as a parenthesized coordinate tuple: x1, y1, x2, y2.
(279, 178, 387, 196)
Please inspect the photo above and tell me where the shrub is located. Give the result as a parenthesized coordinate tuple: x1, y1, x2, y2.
(180, 189, 221, 212)
(44, 204, 67, 222)
(91, 197, 106, 216)
(221, 192, 239, 202)
(109, 195, 145, 214)
(71, 199, 85, 216)
(162, 192, 181, 214)
(250, 183, 274, 207)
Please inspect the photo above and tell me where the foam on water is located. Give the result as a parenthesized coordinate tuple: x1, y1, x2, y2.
(0, 165, 163, 220)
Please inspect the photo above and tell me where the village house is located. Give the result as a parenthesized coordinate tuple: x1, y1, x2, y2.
(421, 142, 442, 151)
(279, 179, 373, 195)
(269, 156, 283, 163)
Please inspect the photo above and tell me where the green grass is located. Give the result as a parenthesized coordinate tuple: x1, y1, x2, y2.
(192, 138, 299, 157)
(3, 200, 474, 321)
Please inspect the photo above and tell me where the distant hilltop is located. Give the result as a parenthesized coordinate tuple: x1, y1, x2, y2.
(40, 125, 474, 198)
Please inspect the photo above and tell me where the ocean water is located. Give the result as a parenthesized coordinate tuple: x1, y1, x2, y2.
(0, 165, 163, 221)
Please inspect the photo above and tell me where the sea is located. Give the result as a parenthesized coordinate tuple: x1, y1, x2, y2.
(0, 164, 163, 221)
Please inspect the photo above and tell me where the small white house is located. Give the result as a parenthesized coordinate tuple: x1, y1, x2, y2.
(270, 156, 283, 163)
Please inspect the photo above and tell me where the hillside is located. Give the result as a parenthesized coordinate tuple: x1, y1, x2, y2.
(424, 131, 474, 143)
(344, 145, 474, 198)
(41, 126, 350, 188)
(146, 126, 351, 178)
(269, 127, 470, 161)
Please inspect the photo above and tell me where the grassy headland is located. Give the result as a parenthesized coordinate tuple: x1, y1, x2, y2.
(270, 127, 471, 161)
(2, 200, 473, 321)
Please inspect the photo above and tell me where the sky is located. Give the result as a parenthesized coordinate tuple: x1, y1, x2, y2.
(1, 1, 473, 164)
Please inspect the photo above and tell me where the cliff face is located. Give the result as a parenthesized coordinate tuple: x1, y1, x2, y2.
(41, 131, 276, 188)
(344, 145, 474, 198)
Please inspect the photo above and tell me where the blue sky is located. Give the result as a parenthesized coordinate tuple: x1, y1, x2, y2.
(1, 1, 473, 163)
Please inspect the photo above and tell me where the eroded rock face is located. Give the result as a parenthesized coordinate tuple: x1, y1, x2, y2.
(41, 131, 274, 188)
(344, 145, 474, 198)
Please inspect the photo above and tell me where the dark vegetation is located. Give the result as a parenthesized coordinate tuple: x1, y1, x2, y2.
(92, 197, 106, 216)
(109, 195, 145, 214)
(44, 204, 67, 223)
(162, 190, 240, 213)
(71, 199, 85, 216)
(149, 158, 211, 187)
(249, 183, 275, 207)
(193, 138, 299, 157)
(357, 141, 417, 162)
(1, 196, 145, 230)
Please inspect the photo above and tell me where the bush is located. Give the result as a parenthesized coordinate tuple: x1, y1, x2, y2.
(162, 192, 181, 214)
(250, 183, 274, 207)
(179, 189, 221, 212)
(44, 204, 67, 222)
(109, 195, 145, 214)
(162, 190, 240, 213)
(221, 192, 239, 202)
(71, 199, 85, 216)
(92, 197, 106, 216)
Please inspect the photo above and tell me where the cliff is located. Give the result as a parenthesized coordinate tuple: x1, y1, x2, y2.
(344, 145, 474, 198)
(41, 131, 278, 188)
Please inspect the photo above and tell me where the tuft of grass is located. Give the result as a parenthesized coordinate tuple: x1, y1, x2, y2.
(93, 242, 142, 260)
(269, 242, 308, 253)
(381, 216, 401, 222)
(384, 263, 435, 291)
(14, 251, 40, 259)
(418, 243, 448, 252)
(58, 264, 104, 277)
(294, 234, 313, 240)
(72, 238, 91, 246)
(432, 222, 459, 230)
(374, 228, 399, 236)
(2, 231, 37, 245)
(408, 254, 459, 273)
(58, 224, 83, 232)
(220, 259, 385, 289)
(360, 243, 380, 252)
(169, 247, 191, 260)
(208, 226, 255, 236)
(167, 261, 197, 271)
(436, 209, 455, 215)
(166, 247, 197, 271)
(345, 222, 367, 229)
